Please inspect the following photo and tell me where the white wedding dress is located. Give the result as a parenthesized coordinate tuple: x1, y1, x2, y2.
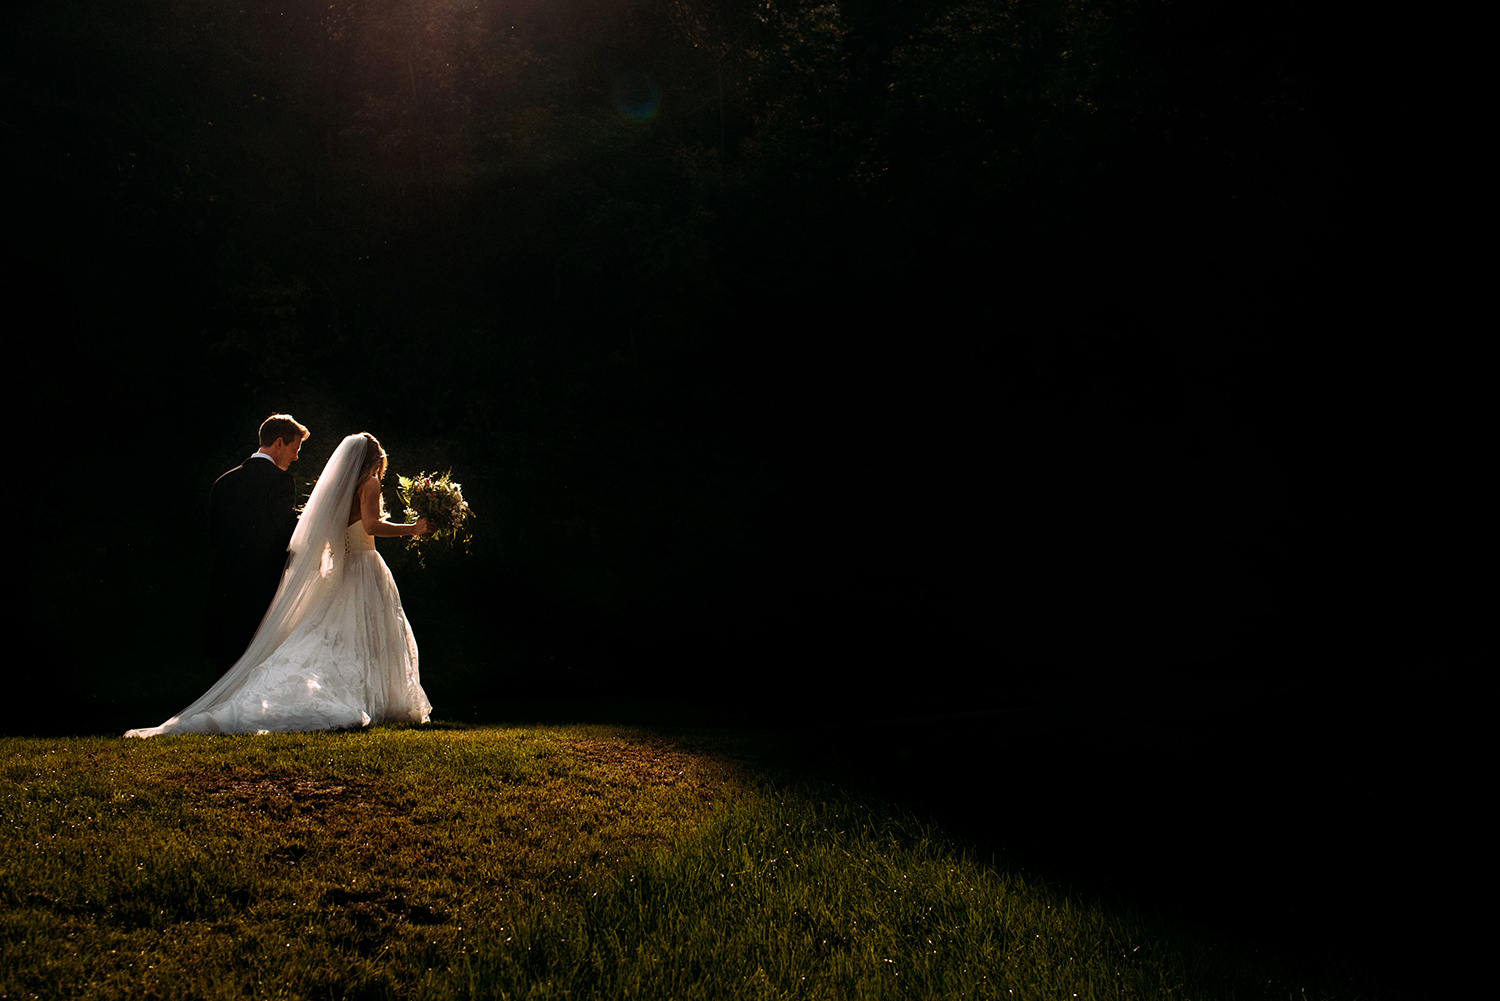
(127, 435, 431, 737)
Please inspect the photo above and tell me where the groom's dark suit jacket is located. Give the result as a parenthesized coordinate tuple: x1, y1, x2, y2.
(205, 455, 298, 669)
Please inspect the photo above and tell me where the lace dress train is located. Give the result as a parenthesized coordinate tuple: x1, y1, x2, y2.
(128, 520, 430, 737)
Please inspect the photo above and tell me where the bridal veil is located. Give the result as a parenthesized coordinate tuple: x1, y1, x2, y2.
(126, 434, 375, 737)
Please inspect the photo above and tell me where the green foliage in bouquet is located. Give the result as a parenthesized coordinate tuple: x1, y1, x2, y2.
(397, 469, 475, 565)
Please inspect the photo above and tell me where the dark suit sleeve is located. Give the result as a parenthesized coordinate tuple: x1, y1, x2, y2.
(275, 469, 298, 550)
(224, 459, 297, 578)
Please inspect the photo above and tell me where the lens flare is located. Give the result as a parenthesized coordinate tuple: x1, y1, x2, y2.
(612, 71, 660, 121)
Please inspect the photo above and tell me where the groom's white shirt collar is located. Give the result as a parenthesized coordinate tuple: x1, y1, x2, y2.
(249, 452, 275, 463)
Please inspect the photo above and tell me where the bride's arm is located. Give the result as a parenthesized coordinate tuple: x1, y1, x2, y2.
(360, 476, 430, 537)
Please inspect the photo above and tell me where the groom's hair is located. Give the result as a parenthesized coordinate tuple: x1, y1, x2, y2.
(259, 414, 309, 447)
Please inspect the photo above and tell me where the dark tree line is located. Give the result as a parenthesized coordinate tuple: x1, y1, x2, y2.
(7, 0, 1340, 729)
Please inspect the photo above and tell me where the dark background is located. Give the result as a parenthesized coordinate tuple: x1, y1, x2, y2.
(4, 0, 1457, 996)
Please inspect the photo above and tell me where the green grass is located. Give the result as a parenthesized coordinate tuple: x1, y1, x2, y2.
(2, 725, 1358, 999)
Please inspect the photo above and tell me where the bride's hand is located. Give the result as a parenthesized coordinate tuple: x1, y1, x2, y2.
(413, 518, 431, 535)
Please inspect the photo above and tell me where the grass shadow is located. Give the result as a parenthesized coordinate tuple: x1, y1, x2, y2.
(463, 685, 1418, 1000)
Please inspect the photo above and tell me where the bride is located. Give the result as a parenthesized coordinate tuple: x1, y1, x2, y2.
(127, 433, 434, 737)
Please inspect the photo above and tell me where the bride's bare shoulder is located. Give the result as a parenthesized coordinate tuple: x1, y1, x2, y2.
(357, 472, 384, 506)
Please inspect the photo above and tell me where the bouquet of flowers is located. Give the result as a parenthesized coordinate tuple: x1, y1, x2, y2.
(397, 469, 475, 564)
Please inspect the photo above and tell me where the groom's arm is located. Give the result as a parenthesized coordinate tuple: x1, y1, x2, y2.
(276, 471, 298, 543)
(245, 463, 297, 550)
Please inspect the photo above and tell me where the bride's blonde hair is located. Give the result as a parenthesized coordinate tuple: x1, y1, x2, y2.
(351, 433, 388, 519)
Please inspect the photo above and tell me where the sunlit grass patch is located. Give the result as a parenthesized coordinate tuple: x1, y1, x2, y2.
(1, 725, 739, 999)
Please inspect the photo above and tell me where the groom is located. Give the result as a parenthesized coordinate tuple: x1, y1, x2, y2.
(204, 414, 309, 669)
